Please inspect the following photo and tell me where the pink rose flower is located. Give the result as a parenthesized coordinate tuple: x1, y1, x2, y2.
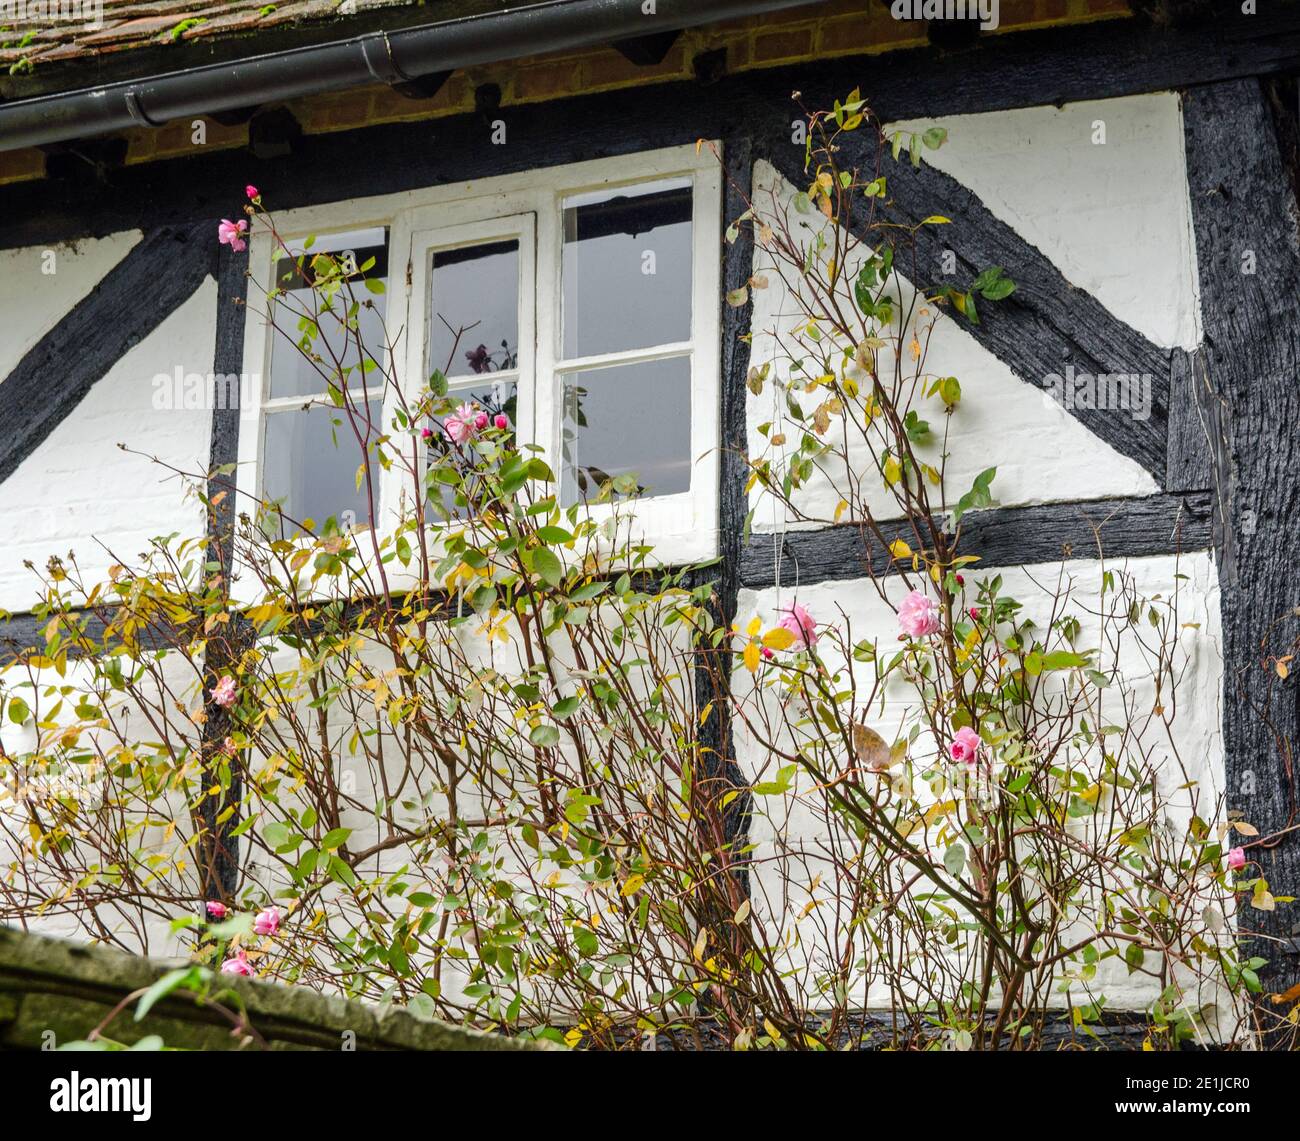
(493, 413, 509, 431)
(443, 402, 482, 446)
(898, 590, 940, 638)
(949, 726, 981, 766)
(420, 426, 434, 442)
(443, 415, 471, 445)
(955, 574, 965, 586)
(221, 950, 254, 976)
(761, 645, 775, 660)
(222, 736, 237, 756)
(245, 185, 259, 200)
(968, 607, 980, 623)
(205, 901, 227, 919)
(1227, 846, 1246, 871)
(210, 675, 237, 709)
(777, 601, 817, 649)
(218, 218, 247, 253)
(474, 411, 489, 431)
(253, 906, 280, 937)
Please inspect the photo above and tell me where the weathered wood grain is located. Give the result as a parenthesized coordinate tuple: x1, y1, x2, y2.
(1182, 78, 1300, 1024)
(739, 492, 1214, 590)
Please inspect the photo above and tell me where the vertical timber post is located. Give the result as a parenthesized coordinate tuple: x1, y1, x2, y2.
(1183, 78, 1300, 1044)
(198, 240, 250, 903)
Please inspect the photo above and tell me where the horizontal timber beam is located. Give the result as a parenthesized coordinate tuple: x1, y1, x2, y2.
(739, 492, 1214, 590)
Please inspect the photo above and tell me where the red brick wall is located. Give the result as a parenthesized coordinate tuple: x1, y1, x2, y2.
(0, 0, 1132, 187)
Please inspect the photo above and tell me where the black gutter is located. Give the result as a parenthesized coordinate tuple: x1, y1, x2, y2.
(0, 0, 823, 153)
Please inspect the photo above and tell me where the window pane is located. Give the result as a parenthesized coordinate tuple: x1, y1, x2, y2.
(562, 181, 692, 359)
(269, 229, 388, 400)
(426, 380, 518, 519)
(261, 399, 382, 535)
(560, 357, 691, 505)
(427, 240, 520, 381)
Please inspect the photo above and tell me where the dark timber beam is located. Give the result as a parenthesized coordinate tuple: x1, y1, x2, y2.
(1182, 78, 1300, 1029)
(198, 241, 252, 902)
(3, 9, 1300, 250)
(700, 132, 757, 863)
(0, 222, 216, 484)
(762, 140, 1171, 481)
(740, 492, 1213, 590)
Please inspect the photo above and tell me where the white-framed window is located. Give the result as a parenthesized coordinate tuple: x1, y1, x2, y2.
(238, 144, 722, 575)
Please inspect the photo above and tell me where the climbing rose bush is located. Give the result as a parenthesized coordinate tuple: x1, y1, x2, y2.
(0, 94, 1280, 1050)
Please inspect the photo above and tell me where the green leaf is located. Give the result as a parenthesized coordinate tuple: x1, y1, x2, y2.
(952, 466, 997, 525)
(943, 843, 966, 878)
(320, 827, 351, 850)
(552, 696, 582, 719)
(135, 966, 208, 1021)
(530, 724, 561, 748)
(329, 855, 358, 888)
(1124, 942, 1146, 974)
(532, 547, 563, 588)
(207, 913, 254, 940)
(262, 822, 292, 849)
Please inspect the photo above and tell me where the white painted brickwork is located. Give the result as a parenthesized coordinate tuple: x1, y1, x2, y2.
(0, 267, 214, 612)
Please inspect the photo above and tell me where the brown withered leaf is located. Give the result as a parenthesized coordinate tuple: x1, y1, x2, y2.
(852, 723, 893, 773)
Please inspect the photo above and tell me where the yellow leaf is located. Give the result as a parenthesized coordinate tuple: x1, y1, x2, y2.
(883, 456, 902, 486)
(834, 498, 849, 523)
(621, 874, 645, 897)
(1270, 981, 1300, 1006)
(733, 900, 751, 924)
(743, 641, 761, 673)
(888, 539, 912, 560)
(923, 799, 957, 825)
(746, 616, 762, 637)
(762, 627, 796, 651)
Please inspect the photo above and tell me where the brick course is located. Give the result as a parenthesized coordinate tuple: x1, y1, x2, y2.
(0, 0, 1132, 187)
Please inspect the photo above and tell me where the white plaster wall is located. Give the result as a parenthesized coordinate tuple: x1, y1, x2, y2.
(0, 232, 142, 380)
(747, 160, 1159, 532)
(0, 281, 215, 612)
(733, 550, 1226, 1013)
(890, 93, 1201, 350)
